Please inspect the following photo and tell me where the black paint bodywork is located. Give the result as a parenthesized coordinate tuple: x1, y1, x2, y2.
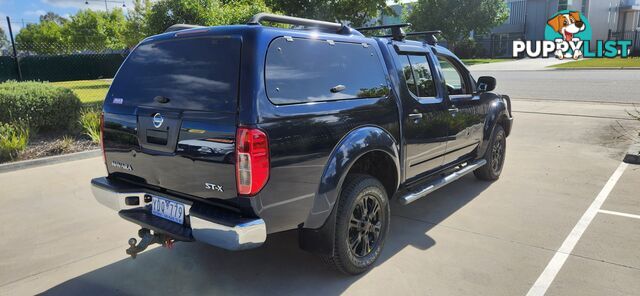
(101, 25, 513, 254)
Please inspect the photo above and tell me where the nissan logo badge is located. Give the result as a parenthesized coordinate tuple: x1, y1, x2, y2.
(153, 113, 164, 128)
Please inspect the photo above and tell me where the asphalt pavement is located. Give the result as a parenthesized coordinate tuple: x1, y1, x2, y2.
(1, 98, 638, 295)
(468, 59, 640, 104)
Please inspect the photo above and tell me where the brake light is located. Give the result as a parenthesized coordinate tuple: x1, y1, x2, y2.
(236, 127, 270, 196)
(100, 112, 106, 164)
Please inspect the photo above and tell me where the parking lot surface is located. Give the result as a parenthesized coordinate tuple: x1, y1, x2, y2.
(473, 69, 640, 104)
(0, 98, 639, 295)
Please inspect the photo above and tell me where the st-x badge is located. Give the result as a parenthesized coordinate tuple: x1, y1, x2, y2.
(205, 183, 224, 192)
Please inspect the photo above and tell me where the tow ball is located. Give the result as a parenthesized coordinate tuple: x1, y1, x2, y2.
(126, 228, 175, 259)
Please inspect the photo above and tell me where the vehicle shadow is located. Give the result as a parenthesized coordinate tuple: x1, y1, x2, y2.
(43, 175, 490, 296)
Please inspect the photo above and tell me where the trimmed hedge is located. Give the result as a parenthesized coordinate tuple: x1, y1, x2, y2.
(0, 81, 82, 132)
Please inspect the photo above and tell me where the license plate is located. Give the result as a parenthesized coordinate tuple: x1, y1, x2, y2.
(151, 196, 185, 224)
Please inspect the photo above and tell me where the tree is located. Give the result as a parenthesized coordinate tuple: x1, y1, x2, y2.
(406, 0, 508, 47)
(0, 27, 9, 51)
(145, 0, 273, 35)
(15, 21, 67, 54)
(211, 0, 274, 26)
(146, 0, 218, 35)
(40, 12, 68, 25)
(64, 9, 127, 51)
(265, 0, 393, 27)
(124, 0, 152, 47)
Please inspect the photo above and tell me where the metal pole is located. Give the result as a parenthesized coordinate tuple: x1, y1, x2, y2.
(490, 34, 495, 59)
(634, 30, 639, 56)
(6, 16, 22, 81)
(105, 0, 109, 11)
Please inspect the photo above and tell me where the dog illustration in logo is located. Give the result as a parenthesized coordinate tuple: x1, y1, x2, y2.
(547, 11, 586, 59)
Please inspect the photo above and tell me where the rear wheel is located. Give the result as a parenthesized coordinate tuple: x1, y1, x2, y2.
(324, 174, 390, 275)
(474, 124, 506, 181)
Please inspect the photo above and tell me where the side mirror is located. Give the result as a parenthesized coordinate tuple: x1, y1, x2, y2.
(477, 76, 496, 92)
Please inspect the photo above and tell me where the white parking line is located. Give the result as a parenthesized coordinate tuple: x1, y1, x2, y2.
(526, 162, 629, 296)
(598, 209, 640, 220)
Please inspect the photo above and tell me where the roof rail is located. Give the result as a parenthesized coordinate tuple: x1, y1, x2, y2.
(247, 13, 349, 34)
(355, 23, 411, 41)
(165, 24, 205, 33)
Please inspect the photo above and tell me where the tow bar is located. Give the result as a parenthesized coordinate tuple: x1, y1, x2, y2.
(126, 228, 175, 259)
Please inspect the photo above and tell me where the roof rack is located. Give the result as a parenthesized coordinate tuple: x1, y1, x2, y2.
(406, 31, 442, 45)
(355, 23, 411, 41)
(375, 30, 442, 45)
(165, 24, 206, 33)
(247, 13, 350, 34)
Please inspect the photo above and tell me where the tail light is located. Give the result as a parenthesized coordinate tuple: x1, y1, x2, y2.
(236, 127, 270, 196)
(100, 112, 106, 164)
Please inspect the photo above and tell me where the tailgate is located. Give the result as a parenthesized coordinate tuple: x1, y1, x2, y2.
(102, 34, 241, 200)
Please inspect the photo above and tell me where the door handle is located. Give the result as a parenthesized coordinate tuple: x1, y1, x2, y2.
(448, 107, 459, 113)
(408, 113, 423, 120)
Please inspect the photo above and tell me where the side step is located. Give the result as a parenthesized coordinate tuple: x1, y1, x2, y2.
(399, 159, 487, 205)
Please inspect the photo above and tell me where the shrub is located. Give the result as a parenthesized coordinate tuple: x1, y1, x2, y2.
(453, 38, 487, 59)
(80, 109, 101, 144)
(0, 122, 29, 162)
(0, 81, 82, 132)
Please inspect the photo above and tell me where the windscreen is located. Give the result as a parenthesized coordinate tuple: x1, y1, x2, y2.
(108, 36, 241, 112)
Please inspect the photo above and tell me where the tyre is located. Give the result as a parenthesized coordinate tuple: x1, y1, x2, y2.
(474, 124, 506, 181)
(324, 174, 390, 275)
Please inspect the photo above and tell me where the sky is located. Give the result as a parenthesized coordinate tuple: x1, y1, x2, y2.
(0, 0, 416, 37)
(0, 0, 136, 35)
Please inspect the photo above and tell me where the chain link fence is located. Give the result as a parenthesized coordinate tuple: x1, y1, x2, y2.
(610, 30, 640, 56)
(1, 18, 127, 105)
(475, 33, 524, 58)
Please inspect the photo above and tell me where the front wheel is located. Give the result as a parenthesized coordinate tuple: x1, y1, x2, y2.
(324, 174, 390, 275)
(474, 124, 506, 181)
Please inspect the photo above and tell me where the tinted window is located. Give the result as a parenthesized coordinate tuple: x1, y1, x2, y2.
(399, 55, 436, 98)
(437, 56, 468, 95)
(108, 37, 240, 111)
(408, 55, 436, 97)
(265, 38, 388, 104)
(399, 56, 417, 96)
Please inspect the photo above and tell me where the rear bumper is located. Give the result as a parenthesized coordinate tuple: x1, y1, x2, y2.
(91, 177, 266, 251)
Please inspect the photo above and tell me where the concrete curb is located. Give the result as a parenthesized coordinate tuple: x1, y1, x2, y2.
(623, 143, 640, 165)
(550, 67, 640, 70)
(0, 149, 101, 174)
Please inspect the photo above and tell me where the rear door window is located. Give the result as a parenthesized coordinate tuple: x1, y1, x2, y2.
(265, 37, 389, 105)
(108, 36, 241, 112)
(399, 54, 437, 98)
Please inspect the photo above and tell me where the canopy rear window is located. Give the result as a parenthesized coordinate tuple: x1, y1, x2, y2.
(108, 36, 240, 111)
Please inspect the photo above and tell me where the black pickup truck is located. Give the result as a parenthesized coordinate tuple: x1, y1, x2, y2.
(91, 13, 513, 274)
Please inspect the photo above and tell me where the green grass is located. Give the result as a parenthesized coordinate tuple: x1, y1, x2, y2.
(51, 79, 111, 104)
(461, 59, 508, 66)
(550, 57, 640, 68)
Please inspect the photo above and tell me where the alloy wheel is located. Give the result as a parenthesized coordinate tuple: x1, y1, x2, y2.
(348, 194, 382, 258)
(491, 132, 505, 174)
